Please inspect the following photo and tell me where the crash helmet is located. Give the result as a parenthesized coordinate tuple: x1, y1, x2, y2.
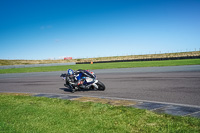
(67, 69, 74, 75)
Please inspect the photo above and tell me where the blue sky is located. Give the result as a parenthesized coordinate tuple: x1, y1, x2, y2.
(0, 0, 200, 60)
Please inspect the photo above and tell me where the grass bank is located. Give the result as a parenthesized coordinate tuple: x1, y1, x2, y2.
(0, 59, 200, 74)
(1, 51, 200, 66)
(0, 94, 200, 133)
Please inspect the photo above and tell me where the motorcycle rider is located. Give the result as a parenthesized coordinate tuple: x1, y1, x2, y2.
(66, 69, 93, 92)
(65, 69, 78, 92)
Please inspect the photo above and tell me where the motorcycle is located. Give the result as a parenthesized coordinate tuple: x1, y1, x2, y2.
(60, 70, 105, 93)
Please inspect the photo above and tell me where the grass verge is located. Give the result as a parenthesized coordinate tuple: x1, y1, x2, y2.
(0, 59, 200, 74)
(0, 94, 200, 133)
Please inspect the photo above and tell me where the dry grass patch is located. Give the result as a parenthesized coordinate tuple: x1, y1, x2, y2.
(73, 97, 138, 106)
(0, 92, 31, 96)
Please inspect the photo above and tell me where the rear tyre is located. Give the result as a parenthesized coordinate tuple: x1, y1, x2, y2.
(96, 81, 105, 91)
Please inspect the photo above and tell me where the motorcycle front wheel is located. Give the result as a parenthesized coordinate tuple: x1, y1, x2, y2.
(96, 81, 105, 91)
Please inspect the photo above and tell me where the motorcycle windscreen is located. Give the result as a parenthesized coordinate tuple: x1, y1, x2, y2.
(84, 70, 96, 78)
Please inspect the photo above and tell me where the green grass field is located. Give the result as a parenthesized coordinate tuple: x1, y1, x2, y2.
(0, 94, 200, 133)
(0, 59, 200, 74)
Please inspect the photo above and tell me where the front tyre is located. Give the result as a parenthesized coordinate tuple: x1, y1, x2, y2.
(96, 81, 105, 91)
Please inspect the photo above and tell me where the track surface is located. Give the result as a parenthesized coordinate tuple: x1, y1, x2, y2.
(0, 65, 200, 106)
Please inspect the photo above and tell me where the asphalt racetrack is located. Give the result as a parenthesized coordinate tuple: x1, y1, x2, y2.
(0, 65, 200, 106)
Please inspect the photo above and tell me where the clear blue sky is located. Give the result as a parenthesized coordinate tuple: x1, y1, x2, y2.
(0, 0, 200, 60)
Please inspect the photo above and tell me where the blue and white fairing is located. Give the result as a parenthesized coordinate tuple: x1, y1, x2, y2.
(75, 70, 97, 85)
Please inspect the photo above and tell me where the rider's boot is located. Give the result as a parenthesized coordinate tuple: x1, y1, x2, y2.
(64, 84, 68, 87)
(71, 88, 75, 93)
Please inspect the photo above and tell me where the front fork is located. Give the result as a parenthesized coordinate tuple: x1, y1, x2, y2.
(92, 80, 99, 90)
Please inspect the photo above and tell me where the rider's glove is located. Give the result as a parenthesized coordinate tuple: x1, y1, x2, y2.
(78, 81, 83, 85)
